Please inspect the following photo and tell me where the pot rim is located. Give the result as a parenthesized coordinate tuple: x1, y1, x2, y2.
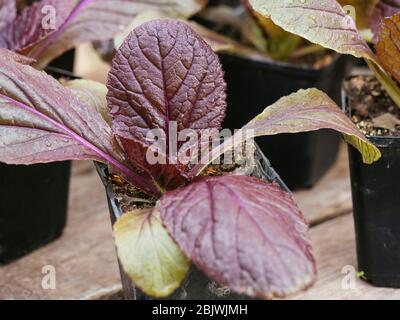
(342, 74, 400, 148)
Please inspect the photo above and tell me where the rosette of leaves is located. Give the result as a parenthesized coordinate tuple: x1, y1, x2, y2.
(0, 0, 207, 68)
(0, 19, 381, 298)
(247, 0, 400, 108)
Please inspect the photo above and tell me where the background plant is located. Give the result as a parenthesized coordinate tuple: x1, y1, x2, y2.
(248, 0, 400, 108)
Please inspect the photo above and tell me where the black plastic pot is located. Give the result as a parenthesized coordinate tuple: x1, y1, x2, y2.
(0, 162, 70, 264)
(96, 144, 290, 300)
(343, 77, 400, 287)
(49, 49, 75, 72)
(0, 68, 76, 264)
(220, 53, 349, 189)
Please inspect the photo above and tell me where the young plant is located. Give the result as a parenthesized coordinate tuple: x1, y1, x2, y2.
(247, 0, 400, 107)
(192, 0, 328, 61)
(0, 0, 206, 68)
(0, 19, 380, 298)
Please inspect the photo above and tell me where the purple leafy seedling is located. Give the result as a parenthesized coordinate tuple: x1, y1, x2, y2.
(0, 0, 74, 55)
(0, 19, 380, 299)
(107, 20, 379, 298)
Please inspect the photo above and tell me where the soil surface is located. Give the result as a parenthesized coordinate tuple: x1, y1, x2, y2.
(344, 75, 400, 137)
(109, 161, 247, 214)
(109, 173, 157, 213)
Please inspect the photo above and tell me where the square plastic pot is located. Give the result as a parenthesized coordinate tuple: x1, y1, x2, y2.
(343, 75, 400, 287)
(96, 144, 290, 300)
(0, 67, 76, 264)
(49, 49, 75, 72)
(0, 162, 70, 264)
(220, 53, 349, 189)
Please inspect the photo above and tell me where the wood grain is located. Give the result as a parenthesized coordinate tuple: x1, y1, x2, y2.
(289, 215, 400, 300)
(294, 143, 352, 226)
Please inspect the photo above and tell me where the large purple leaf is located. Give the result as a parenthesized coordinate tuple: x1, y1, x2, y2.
(370, 0, 400, 38)
(0, 0, 74, 53)
(159, 175, 316, 298)
(107, 19, 226, 189)
(0, 49, 159, 196)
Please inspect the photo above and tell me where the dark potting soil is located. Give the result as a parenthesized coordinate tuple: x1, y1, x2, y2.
(345, 75, 400, 137)
(109, 173, 157, 213)
(109, 163, 240, 213)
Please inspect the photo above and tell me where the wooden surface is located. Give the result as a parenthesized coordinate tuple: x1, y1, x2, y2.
(293, 143, 352, 226)
(292, 215, 400, 300)
(1, 144, 400, 300)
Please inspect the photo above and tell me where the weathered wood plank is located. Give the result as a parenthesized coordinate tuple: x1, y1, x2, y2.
(289, 214, 400, 300)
